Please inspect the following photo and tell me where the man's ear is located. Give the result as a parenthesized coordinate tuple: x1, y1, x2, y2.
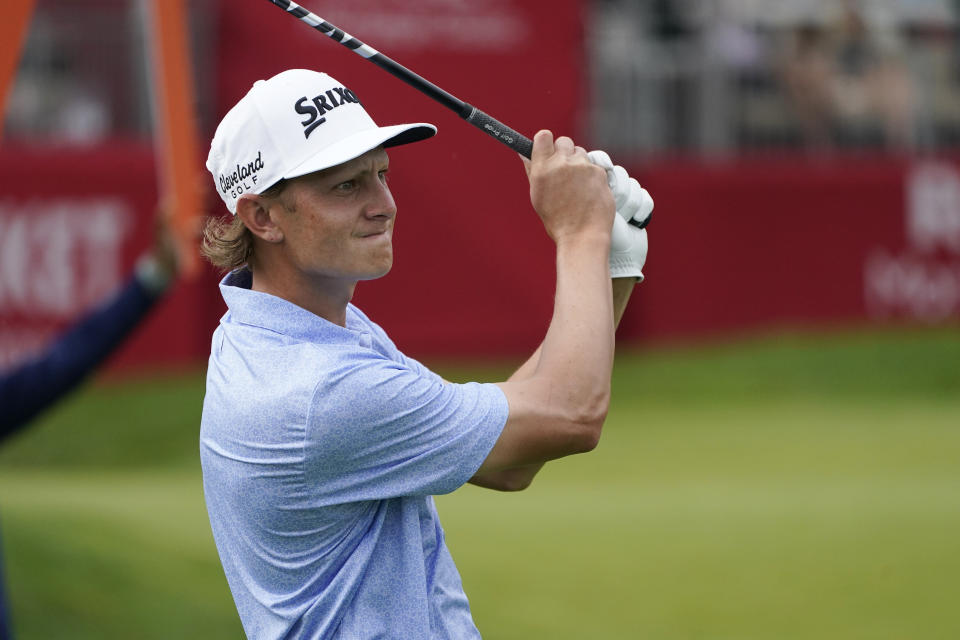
(235, 195, 284, 244)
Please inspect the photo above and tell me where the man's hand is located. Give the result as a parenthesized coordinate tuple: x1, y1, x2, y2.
(587, 150, 653, 282)
(586, 150, 654, 227)
(523, 131, 615, 244)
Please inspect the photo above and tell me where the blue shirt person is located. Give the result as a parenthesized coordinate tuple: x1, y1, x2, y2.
(0, 225, 178, 638)
(200, 68, 649, 639)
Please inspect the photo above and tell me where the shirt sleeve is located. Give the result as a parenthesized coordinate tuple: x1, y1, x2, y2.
(0, 275, 160, 443)
(303, 350, 508, 503)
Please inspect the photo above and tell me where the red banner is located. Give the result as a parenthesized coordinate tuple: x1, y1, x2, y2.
(865, 162, 960, 322)
(621, 155, 960, 343)
(3, 152, 959, 371)
(0, 143, 220, 371)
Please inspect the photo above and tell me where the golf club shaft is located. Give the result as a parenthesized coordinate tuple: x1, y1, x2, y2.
(264, 0, 534, 158)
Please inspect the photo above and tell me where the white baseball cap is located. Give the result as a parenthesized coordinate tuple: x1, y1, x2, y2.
(207, 69, 437, 213)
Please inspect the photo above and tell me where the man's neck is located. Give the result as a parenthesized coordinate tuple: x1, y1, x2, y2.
(250, 266, 356, 328)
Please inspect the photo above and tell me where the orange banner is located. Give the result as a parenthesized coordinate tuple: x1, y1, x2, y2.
(0, 0, 36, 141)
(146, 0, 202, 276)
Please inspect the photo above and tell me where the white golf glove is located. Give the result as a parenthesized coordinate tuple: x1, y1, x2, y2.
(609, 213, 648, 281)
(588, 150, 653, 281)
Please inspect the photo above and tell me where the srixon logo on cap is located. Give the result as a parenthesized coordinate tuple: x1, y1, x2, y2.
(295, 86, 362, 139)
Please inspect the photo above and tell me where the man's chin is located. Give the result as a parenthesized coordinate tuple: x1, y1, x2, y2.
(357, 259, 393, 281)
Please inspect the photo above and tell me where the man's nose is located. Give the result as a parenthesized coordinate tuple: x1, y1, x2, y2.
(366, 181, 396, 218)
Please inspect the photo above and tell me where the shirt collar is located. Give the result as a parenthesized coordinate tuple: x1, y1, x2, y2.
(219, 269, 365, 345)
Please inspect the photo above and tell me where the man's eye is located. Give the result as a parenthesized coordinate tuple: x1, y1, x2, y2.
(335, 180, 355, 192)
(378, 170, 389, 183)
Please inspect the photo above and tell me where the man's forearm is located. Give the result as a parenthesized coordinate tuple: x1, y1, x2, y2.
(509, 278, 634, 382)
(469, 277, 636, 490)
(532, 234, 615, 426)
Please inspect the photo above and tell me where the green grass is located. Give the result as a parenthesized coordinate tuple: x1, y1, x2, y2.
(1, 327, 958, 639)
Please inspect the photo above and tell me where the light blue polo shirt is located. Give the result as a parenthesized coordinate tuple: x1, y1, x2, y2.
(200, 270, 508, 640)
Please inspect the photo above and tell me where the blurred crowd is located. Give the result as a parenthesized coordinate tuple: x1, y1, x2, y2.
(779, 3, 916, 150)
(592, 0, 959, 155)
(5, 0, 960, 156)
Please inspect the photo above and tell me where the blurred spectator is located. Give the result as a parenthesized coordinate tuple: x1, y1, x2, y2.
(781, 22, 837, 149)
(781, 1, 916, 151)
(5, 49, 110, 145)
(650, 0, 695, 42)
(0, 207, 181, 638)
(4, 11, 114, 146)
(703, 7, 763, 71)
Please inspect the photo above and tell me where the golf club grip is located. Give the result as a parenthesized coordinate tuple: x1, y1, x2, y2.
(463, 107, 533, 158)
(463, 106, 649, 227)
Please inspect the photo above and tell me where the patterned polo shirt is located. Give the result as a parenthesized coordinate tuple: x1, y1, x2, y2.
(200, 269, 508, 639)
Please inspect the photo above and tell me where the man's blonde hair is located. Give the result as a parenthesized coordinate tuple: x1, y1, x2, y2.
(200, 180, 287, 271)
(200, 215, 253, 271)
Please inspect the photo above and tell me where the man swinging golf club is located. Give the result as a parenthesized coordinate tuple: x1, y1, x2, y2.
(199, 69, 652, 639)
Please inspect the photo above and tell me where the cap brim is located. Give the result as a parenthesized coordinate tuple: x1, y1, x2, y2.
(281, 122, 436, 182)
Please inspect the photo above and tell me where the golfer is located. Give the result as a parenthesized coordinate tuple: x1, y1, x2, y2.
(200, 69, 650, 639)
